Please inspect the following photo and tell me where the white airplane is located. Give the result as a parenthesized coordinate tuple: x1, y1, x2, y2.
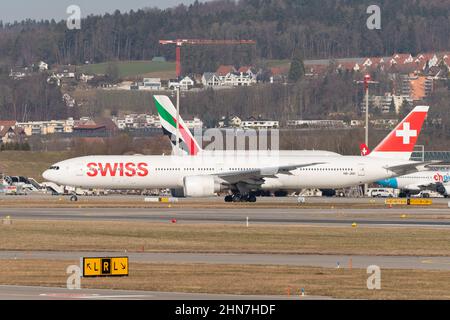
(358, 142, 449, 198)
(376, 169, 450, 198)
(43, 99, 433, 202)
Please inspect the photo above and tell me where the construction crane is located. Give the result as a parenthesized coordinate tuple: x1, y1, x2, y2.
(159, 39, 257, 78)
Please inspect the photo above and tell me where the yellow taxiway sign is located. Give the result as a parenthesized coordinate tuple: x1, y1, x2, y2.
(82, 257, 129, 277)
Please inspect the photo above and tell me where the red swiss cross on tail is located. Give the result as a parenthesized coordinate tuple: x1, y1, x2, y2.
(369, 106, 429, 160)
(360, 143, 370, 156)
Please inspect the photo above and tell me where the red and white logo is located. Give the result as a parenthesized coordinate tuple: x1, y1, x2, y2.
(360, 143, 370, 156)
(372, 106, 428, 153)
(395, 122, 417, 145)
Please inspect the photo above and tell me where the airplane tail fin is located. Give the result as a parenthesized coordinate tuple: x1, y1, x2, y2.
(368, 105, 429, 160)
(360, 143, 370, 156)
(153, 95, 202, 155)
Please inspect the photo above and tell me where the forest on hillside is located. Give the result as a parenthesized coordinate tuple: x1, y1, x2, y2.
(0, 0, 449, 74)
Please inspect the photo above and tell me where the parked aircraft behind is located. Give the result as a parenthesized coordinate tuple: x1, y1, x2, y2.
(377, 169, 450, 198)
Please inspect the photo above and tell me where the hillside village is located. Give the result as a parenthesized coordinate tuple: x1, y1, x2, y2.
(2, 50, 449, 149)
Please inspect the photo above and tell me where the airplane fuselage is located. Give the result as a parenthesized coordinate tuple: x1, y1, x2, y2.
(377, 170, 450, 194)
(43, 154, 415, 191)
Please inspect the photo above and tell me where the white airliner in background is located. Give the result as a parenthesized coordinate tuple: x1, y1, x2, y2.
(376, 169, 450, 198)
(43, 99, 433, 202)
(359, 141, 449, 198)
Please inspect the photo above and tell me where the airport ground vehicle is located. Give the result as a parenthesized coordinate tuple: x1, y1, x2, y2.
(4, 185, 27, 195)
(369, 188, 394, 198)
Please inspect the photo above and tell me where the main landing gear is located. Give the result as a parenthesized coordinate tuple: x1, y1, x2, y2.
(224, 193, 257, 203)
(70, 194, 78, 202)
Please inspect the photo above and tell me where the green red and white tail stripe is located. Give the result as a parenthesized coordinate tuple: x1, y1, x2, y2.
(153, 95, 202, 155)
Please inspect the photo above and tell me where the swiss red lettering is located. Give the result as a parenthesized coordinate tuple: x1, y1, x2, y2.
(86, 162, 148, 177)
(137, 163, 148, 177)
(87, 162, 98, 177)
(125, 162, 137, 177)
(98, 163, 119, 177)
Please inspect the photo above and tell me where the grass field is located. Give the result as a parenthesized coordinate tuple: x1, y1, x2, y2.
(2, 220, 450, 256)
(264, 59, 291, 68)
(78, 60, 176, 79)
(3, 259, 450, 299)
(0, 151, 72, 181)
(2, 220, 450, 299)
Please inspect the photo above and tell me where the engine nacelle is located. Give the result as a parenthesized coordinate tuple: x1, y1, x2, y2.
(183, 176, 222, 197)
(437, 184, 450, 196)
(170, 188, 185, 198)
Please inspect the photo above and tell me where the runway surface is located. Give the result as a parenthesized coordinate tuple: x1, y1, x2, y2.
(2, 206, 450, 227)
(2, 251, 450, 270)
(0, 285, 325, 300)
(3, 197, 449, 300)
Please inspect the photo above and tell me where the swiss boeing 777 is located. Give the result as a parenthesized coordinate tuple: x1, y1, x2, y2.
(43, 98, 432, 202)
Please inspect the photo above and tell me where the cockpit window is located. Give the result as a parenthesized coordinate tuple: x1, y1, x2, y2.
(49, 166, 60, 170)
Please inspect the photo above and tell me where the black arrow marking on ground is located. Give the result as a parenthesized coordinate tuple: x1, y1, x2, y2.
(87, 263, 91, 270)
(121, 263, 126, 270)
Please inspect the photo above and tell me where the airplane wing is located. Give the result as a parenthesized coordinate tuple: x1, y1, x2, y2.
(384, 161, 440, 176)
(215, 162, 326, 185)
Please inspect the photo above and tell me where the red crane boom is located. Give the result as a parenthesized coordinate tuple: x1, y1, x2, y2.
(159, 39, 256, 78)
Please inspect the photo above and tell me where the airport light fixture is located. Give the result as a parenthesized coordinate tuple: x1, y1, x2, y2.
(355, 74, 378, 196)
(356, 74, 379, 148)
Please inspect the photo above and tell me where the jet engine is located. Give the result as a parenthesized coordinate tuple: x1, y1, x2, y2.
(170, 188, 185, 197)
(436, 184, 450, 197)
(183, 176, 223, 197)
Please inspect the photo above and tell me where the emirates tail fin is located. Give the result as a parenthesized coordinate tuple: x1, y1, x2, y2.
(153, 95, 202, 155)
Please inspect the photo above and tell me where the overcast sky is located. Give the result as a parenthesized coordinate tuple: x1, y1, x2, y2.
(0, 0, 209, 23)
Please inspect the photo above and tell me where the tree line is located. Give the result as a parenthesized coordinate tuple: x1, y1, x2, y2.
(0, 0, 449, 74)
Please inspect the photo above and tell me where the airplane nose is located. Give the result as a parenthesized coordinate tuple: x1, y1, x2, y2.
(42, 170, 51, 181)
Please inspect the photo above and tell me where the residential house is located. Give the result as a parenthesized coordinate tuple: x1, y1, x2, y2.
(183, 117, 203, 130)
(390, 53, 414, 65)
(79, 73, 95, 83)
(370, 119, 399, 129)
(179, 76, 195, 90)
(113, 114, 161, 130)
(0, 121, 19, 143)
(47, 74, 61, 86)
(238, 66, 258, 81)
(139, 78, 161, 90)
(73, 118, 118, 137)
(202, 73, 221, 87)
(223, 72, 255, 87)
(337, 62, 361, 72)
(269, 67, 287, 83)
(38, 61, 49, 71)
(409, 74, 433, 100)
(286, 120, 346, 128)
(362, 57, 387, 72)
(241, 116, 279, 129)
(0, 126, 25, 144)
(9, 67, 29, 80)
(62, 93, 76, 108)
(55, 65, 76, 79)
(17, 120, 71, 136)
(360, 93, 411, 114)
(350, 120, 364, 127)
(168, 79, 180, 90)
(216, 65, 236, 79)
